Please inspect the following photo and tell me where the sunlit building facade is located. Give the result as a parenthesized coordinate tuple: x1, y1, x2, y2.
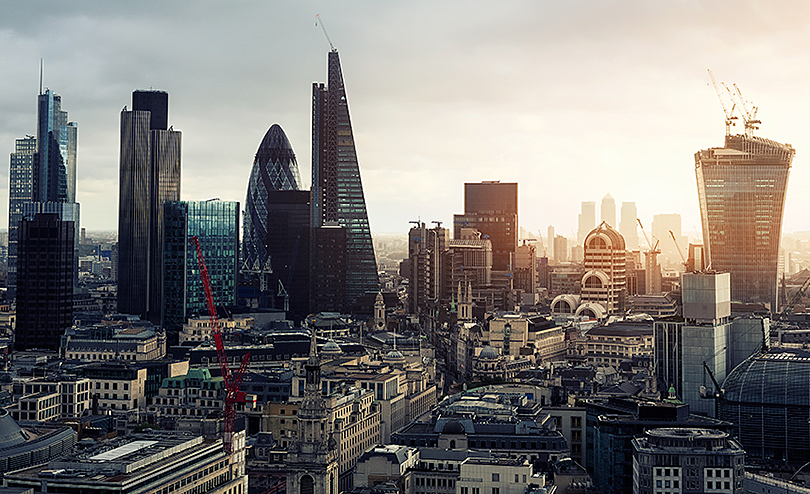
(695, 134, 794, 310)
(581, 222, 626, 316)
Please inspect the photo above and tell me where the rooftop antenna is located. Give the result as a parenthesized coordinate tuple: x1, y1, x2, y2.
(315, 14, 336, 52)
(39, 59, 43, 95)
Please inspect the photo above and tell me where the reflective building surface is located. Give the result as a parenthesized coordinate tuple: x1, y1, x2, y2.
(163, 200, 239, 339)
(118, 90, 181, 323)
(718, 348, 810, 465)
(695, 134, 794, 309)
(8, 89, 79, 299)
(311, 49, 379, 309)
(243, 124, 302, 271)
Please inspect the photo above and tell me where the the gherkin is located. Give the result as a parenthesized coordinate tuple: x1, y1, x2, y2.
(243, 124, 302, 270)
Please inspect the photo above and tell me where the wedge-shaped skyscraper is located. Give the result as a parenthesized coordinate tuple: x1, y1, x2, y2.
(695, 134, 794, 310)
(311, 49, 378, 309)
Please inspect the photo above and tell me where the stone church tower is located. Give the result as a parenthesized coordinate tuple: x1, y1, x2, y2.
(285, 331, 339, 494)
(374, 291, 386, 331)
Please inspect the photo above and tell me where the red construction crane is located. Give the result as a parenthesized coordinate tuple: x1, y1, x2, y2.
(190, 236, 250, 453)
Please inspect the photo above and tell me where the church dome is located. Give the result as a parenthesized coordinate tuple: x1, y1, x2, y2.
(479, 345, 498, 360)
(442, 420, 466, 435)
(385, 350, 405, 361)
(322, 340, 342, 353)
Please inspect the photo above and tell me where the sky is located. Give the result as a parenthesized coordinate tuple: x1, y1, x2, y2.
(1, 1, 810, 243)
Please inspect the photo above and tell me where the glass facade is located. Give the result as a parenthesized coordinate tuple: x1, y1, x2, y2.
(162, 200, 239, 335)
(719, 348, 810, 465)
(243, 124, 302, 271)
(311, 50, 379, 309)
(695, 134, 794, 310)
(8, 89, 78, 299)
(118, 90, 181, 323)
(8, 137, 37, 297)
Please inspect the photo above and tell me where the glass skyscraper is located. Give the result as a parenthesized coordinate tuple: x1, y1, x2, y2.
(243, 123, 302, 271)
(118, 90, 181, 324)
(7, 89, 78, 299)
(162, 200, 239, 337)
(695, 134, 794, 310)
(311, 49, 379, 309)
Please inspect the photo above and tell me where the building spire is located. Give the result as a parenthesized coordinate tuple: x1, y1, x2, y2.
(309, 328, 318, 357)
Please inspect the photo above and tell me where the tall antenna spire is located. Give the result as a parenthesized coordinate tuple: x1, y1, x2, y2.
(39, 59, 43, 95)
(315, 14, 336, 52)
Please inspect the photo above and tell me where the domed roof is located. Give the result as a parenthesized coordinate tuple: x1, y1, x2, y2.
(0, 409, 25, 449)
(722, 349, 810, 406)
(385, 350, 405, 361)
(322, 340, 342, 353)
(442, 420, 465, 434)
(479, 345, 498, 359)
(585, 221, 626, 251)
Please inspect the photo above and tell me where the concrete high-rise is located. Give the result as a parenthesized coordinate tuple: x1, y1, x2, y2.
(601, 193, 616, 228)
(577, 201, 596, 245)
(162, 200, 239, 341)
(695, 134, 794, 309)
(8, 89, 79, 299)
(454, 181, 518, 271)
(15, 213, 74, 351)
(619, 202, 638, 251)
(311, 49, 378, 310)
(118, 90, 181, 323)
(581, 222, 626, 316)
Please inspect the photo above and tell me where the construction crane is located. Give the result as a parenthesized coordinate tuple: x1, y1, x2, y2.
(668, 230, 688, 270)
(190, 236, 250, 453)
(779, 274, 810, 320)
(637, 219, 660, 255)
(731, 83, 761, 138)
(315, 14, 336, 52)
(707, 69, 737, 136)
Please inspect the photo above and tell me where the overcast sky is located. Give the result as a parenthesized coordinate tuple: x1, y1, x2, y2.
(1, 1, 809, 243)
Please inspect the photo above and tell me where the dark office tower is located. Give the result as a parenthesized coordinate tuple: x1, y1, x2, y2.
(162, 200, 238, 341)
(243, 124, 303, 272)
(261, 191, 311, 321)
(311, 49, 379, 309)
(118, 90, 181, 323)
(310, 223, 347, 313)
(453, 181, 518, 271)
(695, 134, 794, 310)
(15, 213, 74, 351)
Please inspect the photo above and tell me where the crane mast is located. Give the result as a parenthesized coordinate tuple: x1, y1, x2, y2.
(190, 236, 250, 453)
(707, 69, 737, 136)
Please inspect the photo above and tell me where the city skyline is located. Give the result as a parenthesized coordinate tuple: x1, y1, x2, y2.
(2, 2, 810, 237)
